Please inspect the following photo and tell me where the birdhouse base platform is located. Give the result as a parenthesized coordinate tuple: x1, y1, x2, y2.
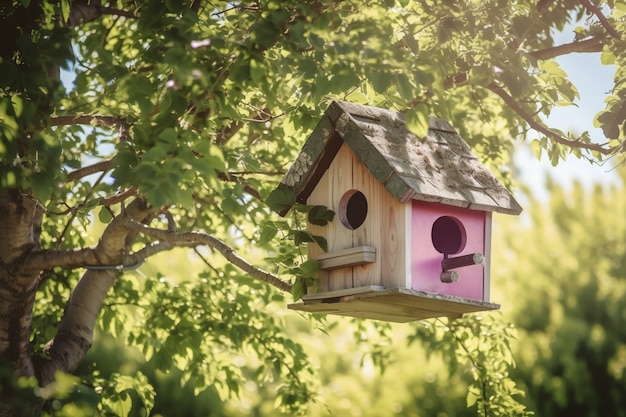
(288, 286, 499, 323)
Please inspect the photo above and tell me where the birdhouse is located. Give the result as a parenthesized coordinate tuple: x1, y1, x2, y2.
(276, 101, 521, 322)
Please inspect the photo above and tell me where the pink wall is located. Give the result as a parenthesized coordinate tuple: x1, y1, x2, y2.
(411, 201, 487, 301)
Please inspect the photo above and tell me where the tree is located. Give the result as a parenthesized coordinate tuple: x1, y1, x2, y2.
(0, 0, 623, 415)
(494, 169, 626, 417)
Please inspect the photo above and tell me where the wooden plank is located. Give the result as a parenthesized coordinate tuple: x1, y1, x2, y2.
(303, 285, 384, 301)
(289, 299, 462, 322)
(326, 144, 354, 291)
(352, 147, 383, 287)
(306, 166, 331, 292)
(288, 286, 499, 322)
(316, 246, 376, 270)
(380, 195, 410, 288)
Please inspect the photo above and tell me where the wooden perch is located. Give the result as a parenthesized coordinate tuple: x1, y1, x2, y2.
(439, 253, 483, 283)
(440, 270, 460, 283)
(442, 252, 483, 271)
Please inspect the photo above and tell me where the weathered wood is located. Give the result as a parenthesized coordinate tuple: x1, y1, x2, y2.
(278, 100, 522, 216)
(289, 287, 499, 322)
(316, 246, 376, 270)
(303, 285, 384, 301)
(352, 147, 383, 287)
(327, 144, 354, 291)
(306, 160, 331, 292)
(440, 270, 460, 283)
(380, 201, 410, 289)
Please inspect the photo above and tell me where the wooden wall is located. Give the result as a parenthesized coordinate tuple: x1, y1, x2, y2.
(307, 143, 410, 292)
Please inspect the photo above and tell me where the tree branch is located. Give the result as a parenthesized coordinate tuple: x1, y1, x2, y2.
(487, 83, 615, 155)
(50, 115, 126, 128)
(529, 37, 605, 60)
(66, 160, 115, 181)
(100, 6, 138, 20)
(35, 198, 154, 386)
(580, 0, 622, 40)
(25, 248, 99, 273)
(122, 217, 293, 293)
(216, 171, 264, 201)
(124, 241, 175, 265)
(99, 186, 138, 206)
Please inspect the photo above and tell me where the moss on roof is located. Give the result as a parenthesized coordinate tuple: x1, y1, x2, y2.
(278, 101, 522, 216)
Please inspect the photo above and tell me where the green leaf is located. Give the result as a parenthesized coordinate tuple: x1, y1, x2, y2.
(601, 48, 615, 65)
(98, 207, 113, 224)
(405, 103, 430, 138)
(266, 187, 296, 213)
(109, 393, 132, 417)
(299, 259, 319, 277)
(308, 205, 335, 226)
(250, 59, 265, 83)
(60, 0, 71, 23)
(530, 139, 542, 160)
(311, 234, 328, 252)
(291, 277, 306, 300)
(395, 73, 415, 101)
(259, 222, 279, 245)
(291, 230, 315, 246)
(371, 71, 392, 93)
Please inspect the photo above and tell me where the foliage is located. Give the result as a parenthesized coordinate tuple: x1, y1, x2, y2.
(409, 316, 531, 417)
(494, 168, 626, 417)
(1, 0, 625, 415)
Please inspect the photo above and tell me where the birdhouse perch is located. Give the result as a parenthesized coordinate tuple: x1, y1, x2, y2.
(275, 101, 521, 322)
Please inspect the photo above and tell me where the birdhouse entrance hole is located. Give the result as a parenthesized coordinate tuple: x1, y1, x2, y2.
(339, 190, 368, 230)
(431, 216, 467, 255)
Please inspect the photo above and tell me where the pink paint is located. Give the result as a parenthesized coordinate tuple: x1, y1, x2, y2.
(411, 201, 487, 300)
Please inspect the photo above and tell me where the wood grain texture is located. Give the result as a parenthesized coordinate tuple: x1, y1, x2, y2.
(380, 199, 410, 289)
(352, 147, 382, 287)
(326, 144, 354, 291)
(316, 246, 376, 270)
(289, 287, 499, 322)
(306, 169, 330, 292)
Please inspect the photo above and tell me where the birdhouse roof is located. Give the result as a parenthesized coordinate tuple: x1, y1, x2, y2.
(278, 101, 522, 215)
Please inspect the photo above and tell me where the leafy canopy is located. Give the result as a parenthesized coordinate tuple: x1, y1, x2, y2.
(1, 0, 625, 415)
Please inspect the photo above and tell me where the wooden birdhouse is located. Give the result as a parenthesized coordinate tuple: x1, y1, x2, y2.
(276, 101, 521, 322)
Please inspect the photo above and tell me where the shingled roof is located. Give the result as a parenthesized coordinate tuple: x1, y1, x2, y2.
(278, 101, 522, 215)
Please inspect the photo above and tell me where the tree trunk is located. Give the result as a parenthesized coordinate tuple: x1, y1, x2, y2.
(0, 190, 153, 416)
(0, 190, 43, 415)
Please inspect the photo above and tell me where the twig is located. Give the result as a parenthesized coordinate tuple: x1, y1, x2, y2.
(50, 115, 126, 128)
(122, 217, 293, 292)
(580, 0, 622, 40)
(487, 83, 614, 155)
(442, 320, 490, 417)
(216, 171, 263, 202)
(100, 186, 138, 206)
(56, 171, 107, 249)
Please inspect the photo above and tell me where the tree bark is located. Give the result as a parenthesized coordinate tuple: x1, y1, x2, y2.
(0, 191, 43, 416)
(0, 192, 153, 415)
